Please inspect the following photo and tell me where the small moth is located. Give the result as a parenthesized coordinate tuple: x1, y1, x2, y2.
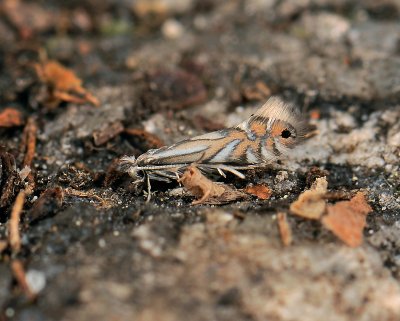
(121, 96, 314, 197)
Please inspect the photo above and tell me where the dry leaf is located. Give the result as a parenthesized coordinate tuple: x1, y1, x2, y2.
(124, 128, 165, 149)
(290, 176, 328, 219)
(311, 176, 328, 193)
(35, 60, 99, 107)
(322, 192, 372, 247)
(179, 166, 247, 205)
(93, 121, 124, 146)
(0, 240, 8, 253)
(244, 184, 272, 200)
(277, 212, 292, 246)
(179, 166, 225, 204)
(0, 108, 24, 127)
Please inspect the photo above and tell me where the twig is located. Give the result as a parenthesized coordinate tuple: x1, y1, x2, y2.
(277, 212, 292, 246)
(20, 117, 37, 167)
(64, 187, 112, 208)
(20, 117, 37, 195)
(9, 190, 26, 253)
(11, 259, 35, 301)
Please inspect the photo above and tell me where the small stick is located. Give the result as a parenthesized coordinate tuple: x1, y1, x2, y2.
(22, 117, 37, 168)
(11, 259, 35, 301)
(20, 117, 38, 195)
(277, 212, 292, 246)
(64, 188, 111, 208)
(9, 190, 26, 253)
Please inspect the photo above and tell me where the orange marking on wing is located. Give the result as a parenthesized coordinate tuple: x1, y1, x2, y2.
(201, 137, 232, 160)
(229, 130, 248, 140)
(250, 121, 267, 136)
(233, 139, 259, 158)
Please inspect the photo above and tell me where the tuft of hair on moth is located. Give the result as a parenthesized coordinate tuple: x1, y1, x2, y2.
(120, 96, 316, 200)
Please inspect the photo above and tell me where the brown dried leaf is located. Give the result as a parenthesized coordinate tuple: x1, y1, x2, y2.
(0, 108, 24, 128)
(143, 69, 207, 110)
(93, 121, 124, 146)
(0, 151, 20, 209)
(0, 240, 7, 253)
(244, 184, 272, 200)
(35, 60, 99, 107)
(28, 187, 64, 223)
(179, 166, 225, 204)
(322, 192, 373, 247)
(124, 128, 164, 149)
(179, 166, 247, 205)
(242, 81, 271, 101)
(290, 176, 328, 219)
(277, 212, 292, 246)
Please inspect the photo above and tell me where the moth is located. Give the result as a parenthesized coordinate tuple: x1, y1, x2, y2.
(121, 96, 315, 198)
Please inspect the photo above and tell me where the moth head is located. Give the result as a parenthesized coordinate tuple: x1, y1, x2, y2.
(119, 156, 140, 179)
(254, 97, 316, 154)
(270, 120, 309, 150)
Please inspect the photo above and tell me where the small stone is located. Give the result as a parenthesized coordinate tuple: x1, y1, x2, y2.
(162, 19, 184, 39)
(26, 270, 46, 294)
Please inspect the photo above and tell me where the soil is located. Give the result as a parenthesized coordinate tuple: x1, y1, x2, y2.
(0, 1, 399, 320)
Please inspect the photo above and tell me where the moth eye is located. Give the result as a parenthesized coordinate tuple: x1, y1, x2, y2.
(281, 129, 292, 139)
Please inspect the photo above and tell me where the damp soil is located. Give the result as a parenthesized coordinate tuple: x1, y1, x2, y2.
(0, 1, 400, 321)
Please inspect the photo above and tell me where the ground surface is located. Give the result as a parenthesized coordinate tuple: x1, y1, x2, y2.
(0, 0, 400, 320)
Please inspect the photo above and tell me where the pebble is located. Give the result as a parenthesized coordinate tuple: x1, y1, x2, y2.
(162, 19, 184, 39)
(26, 270, 46, 294)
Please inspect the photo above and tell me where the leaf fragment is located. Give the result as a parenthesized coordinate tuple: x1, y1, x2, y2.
(322, 192, 372, 247)
(244, 184, 272, 200)
(289, 177, 328, 219)
(179, 166, 247, 205)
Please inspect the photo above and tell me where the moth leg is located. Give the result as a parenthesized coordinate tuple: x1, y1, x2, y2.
(218, 165, 245, 179)
(199, 164, 246, 179)
(145, 174, 152, 203)
(131, 177, 145, 186)
(217, 167, 226, 178)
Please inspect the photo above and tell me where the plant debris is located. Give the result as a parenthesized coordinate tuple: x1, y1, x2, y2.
(11, 260, 35, 301)
(244, 184, 272, 200)
(28, 187, 64, 223)
(0, 108, 24, 127)
(35, 60, 100, 108)
(8, 190, 25, 254)
(289, 177, 328, 219)
(124, 128, 165, 150)
(277, 212, 292, 246)
(64, 187, 115, 209)
(242, 81, 272, 101)
(20, 117, 37, 195)
(0, 151, 20, 210)
(142, 69, 207, 110)
(93, 121, 124, 146)
(179, 166, 247, 205)
(322, 192, 373, 247)
(289, 177, 373, 247)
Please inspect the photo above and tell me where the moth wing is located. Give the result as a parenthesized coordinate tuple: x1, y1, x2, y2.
(138, 130, 229, 165)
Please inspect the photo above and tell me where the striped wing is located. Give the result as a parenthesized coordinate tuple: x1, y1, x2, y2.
(136, 97, 314, 167)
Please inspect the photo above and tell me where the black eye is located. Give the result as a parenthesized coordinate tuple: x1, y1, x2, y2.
(281, 129, 292, 138)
